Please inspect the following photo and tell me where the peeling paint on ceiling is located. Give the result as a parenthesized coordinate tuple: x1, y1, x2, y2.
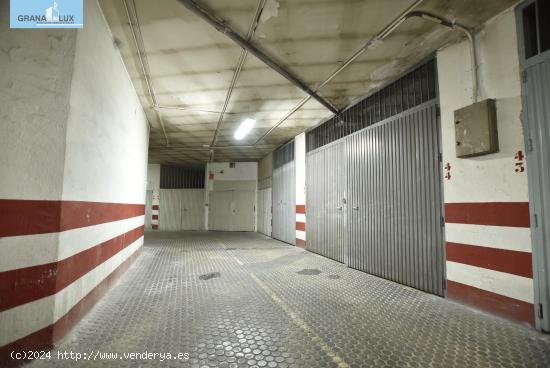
(260, 0, 279, 23)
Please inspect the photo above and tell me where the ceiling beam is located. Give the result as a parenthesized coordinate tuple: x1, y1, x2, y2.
(176, 0, 339, 115)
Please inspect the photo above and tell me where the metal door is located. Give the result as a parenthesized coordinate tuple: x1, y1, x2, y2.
(180, 189, 205, 230)
(306, 141, 347, 263)
(159, 189, 205, 231)
(518, 0, 550, 330)
(209, 190, 255, 231)
(272, 161, 296, 244)
(523, 58, 550, 331)
(159, 189, 183, 231)
(346, 102, 444, 296)
(257, 188, 272, 236)
(231, 190, 256, 231)
(209, 191, 233, 231)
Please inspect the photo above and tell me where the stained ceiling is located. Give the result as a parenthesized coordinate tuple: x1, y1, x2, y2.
(99, 0, 516, 164)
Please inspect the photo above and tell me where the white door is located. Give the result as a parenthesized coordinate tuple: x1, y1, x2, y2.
(209, 190, 255, 231)
(209, 191, 233, 231)
(159, 189, 182, 231)
(159, 189, 205, 231)
(232, 190, 255, 231)
(181, 189, 205, 230)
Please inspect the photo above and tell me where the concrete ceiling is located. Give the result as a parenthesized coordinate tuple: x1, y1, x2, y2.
(99, 0, 516, 164)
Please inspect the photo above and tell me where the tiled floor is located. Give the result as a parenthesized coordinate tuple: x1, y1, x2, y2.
(28, 232, 550, 367)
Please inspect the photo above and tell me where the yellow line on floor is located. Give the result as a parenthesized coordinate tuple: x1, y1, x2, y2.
(249, 273, 350, 368)
(216, 236, 348, 366)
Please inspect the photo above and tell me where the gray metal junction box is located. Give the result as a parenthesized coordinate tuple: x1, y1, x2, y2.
(454, 99, 499, 158)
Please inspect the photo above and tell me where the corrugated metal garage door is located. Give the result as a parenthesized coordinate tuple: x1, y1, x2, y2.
(346, 101, 444, 295)
(518, 1, 550, 328)
(272, 161, 295, 244)
(209, 190, 256, 231)
(306, 141, 347, 263)
(305, 61, 444, 296)
(257, 188, 272, 236)
(306, 102, 444, 295)
(159, 189, 205, 231)
(272, 141, 296, 245)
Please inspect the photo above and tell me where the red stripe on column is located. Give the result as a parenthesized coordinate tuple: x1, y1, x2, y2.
(296, 222, 306, 231)
(446, 242, 533, 278)
(295, 238, 306, 248)
(296, 205, 306, 214)
(0, 200, 145, 237)
(447, 280, 534, 325)
(60, 202, 144, 232)
(444, 202, 530, 228)
(152, 205, 159, 210)
(0, 225, 144, 312)
(0, 247, 142, 365)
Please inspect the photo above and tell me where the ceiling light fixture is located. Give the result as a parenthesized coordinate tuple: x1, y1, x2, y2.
(234, 118, 256, 140)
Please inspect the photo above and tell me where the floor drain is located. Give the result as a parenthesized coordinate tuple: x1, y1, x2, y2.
(297, 268, 321, 275)
(199, 272, 221, 280)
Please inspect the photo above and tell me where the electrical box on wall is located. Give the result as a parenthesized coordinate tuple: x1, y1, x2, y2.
(454, 99, 499, 158)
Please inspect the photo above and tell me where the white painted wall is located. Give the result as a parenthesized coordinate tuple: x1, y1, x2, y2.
(0, 0, 76, 200)
(207, 162, 258, 182)
(54, 0, 148, 319)
(438, 8, 529, 203)
(0, 0, 149, 348)
(437, 6, 534, 321)
(62, 0, 149, 204)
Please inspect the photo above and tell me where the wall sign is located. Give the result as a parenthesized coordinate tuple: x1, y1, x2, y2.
(10, 0, 83, 29)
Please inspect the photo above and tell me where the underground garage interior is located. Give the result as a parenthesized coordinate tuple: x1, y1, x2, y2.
(2, 0, 550, 366)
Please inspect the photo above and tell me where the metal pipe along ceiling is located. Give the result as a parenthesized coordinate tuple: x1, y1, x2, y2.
(405, 11, 478, 103)
(253, 0, 425, 145)
(209, 0, 268, 162)
(176, 0, 339, 115)
(256, 2, 480, 145)
(122, 0, 169, 146)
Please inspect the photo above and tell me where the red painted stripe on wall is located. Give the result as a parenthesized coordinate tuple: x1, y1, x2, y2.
(444, 202, 530, 228)
(296, 238, 306, 248)
(0, 247, 142, 365)
(152, 205, 159, 210)
(447, 280, 535, 325)
(152, 214, 159, 220)
(446, 242, 533, 278)
(0, 225, 144, 312)
(0, 200, 145, 237)
(296, 205, 306, 214)
(152, 224, 158, 230)
(296, 222, 306, 231)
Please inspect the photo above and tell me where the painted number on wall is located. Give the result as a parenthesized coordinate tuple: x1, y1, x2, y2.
(514, 151, 525, 173)
(444, 163, 452, 181)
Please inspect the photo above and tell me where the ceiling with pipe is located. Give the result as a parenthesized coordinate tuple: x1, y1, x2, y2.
(99, 0, 516, 164)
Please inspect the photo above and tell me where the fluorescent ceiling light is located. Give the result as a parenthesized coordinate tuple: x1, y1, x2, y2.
(234, 118, 256, 140)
